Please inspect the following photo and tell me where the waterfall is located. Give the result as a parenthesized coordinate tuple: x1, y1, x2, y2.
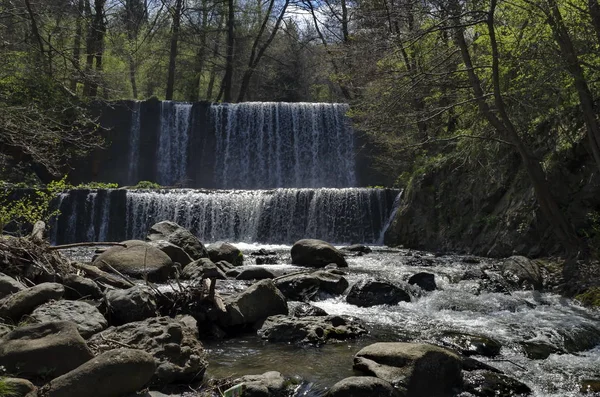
(156, 101, 192, 186)
(54, 188, 400, 245)
(212, 102, 356, 189)
(127, 101, 141, 183)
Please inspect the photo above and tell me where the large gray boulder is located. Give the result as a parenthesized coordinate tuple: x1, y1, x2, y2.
(62, 274, 103, 300)
(1, 377, 37, 397)
(233, 371, 296, 397)
(0, 272, 26, 299)
(30, 300, 107, 338)
(257, 315, 367, 345)
(288, 301, 328, 317)
(106, 286, 157, 324)
(88, 316, 207, 385)
(353, 342, 462, 396)
(181, 258, 226, 281)
(236, 267, 276, 280)
(346, 279, 410, 307)
(93, 242, 174, 282)
(0, 321, 94, 378)
(148, 240, 193, 267)
(45, 348, 156, 397)
(291, 239, 348, 268)
(147, 221, 208, 260)
(328, 376, 403, 397)
(501, 256, 543, 290)
(207, 242, 243, 267)
(0, 282, 64, 321)
(275, 271, 349, 301)
(221, 280, 288, 327)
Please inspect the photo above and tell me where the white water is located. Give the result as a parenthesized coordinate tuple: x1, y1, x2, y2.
(127, 101, 141, 183)
(212, 102, 356, 189)
(157, 101, 192, 186)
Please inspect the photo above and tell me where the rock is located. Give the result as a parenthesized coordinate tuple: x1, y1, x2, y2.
(438, 331, 501, 357)
(462, 370, 531, 396)
(207, 242, 244, 266)
(288, 301, 328, 317)
(45, 348, 156, 397)
(0, 272, 26, 299)
(106, 286, 157, 324)
(407, 272, 437, 291)
(0, 321, 94, 378)
(88, 316, 207, 385)
(0, 324, 10, 338)
(226, 269, 241, 278)
(30, 300, 107, 338)
(353, 342, 462, 396)
(148, 240, 193, 267)
(0, 282, 64, 321)
(181, 258, 226, 281)
(236, 267, 276, 280)
(221, 280, 288, 327)
(251, 249, 276, 256)
(62, 274, 103, 300)
(328, 376, 403, 397)
(346, 279, 410, 307)
(1, 377, 36, 397)
(256, 256, 277, 265)
(93, 242, 174, 282)
(291, 239, 348, 268)
(258, 315, 367, 345)
(501, 256, 543, 290)
(520, 341, 560, 360)
(233, 371, 296, 397)
(175, 314, 199, 339)
(462, 256, 480, 264)
(341, 244, 373, 254)
(275, 271, 349, 301)
(580, 379, 600, 393)
(147, 221, 208, 260)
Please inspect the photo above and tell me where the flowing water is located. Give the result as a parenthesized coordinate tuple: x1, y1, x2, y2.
(206, 246, 600, 397)
(157, 101, 193, 186)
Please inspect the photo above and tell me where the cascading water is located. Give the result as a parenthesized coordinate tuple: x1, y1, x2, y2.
(52, 188, 399, 245)
(156, 101, 192, 186)
(212, 102, 356, 189)
(127, 101, 141, 183)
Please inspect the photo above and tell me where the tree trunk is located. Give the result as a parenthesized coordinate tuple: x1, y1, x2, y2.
(70, 0, 84, 92)
(588, 0, 600, 46)
(206, 13, 224, 101)
(222, 0, 235, 102)
(166, 0, 183, 100)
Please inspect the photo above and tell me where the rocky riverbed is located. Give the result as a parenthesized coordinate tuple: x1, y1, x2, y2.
(0, 222, 599, 397)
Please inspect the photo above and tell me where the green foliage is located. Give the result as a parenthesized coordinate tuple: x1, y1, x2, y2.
(74, 182, 119, 189)
(575, 287, 600, 308)
(0, 176, 69, 234)
(133, 181, 162, 189)
(0, 377, 18, 397)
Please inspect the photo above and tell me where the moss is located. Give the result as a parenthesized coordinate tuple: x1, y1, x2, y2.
(0, 378, 18, 397)
(575, 287, 600, 308)
(133, 181, 162, 189)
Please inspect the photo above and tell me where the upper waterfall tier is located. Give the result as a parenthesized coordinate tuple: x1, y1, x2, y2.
(52, 188, 400, 245)
(76, 100, 365, 189)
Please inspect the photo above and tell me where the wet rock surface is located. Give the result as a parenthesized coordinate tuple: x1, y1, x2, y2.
(30, 300, 107, 338)
(346, 279, 410, 307)
(291, 239, 348, 268)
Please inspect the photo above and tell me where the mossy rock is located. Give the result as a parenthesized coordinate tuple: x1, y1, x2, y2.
(576, 287, 600, 308)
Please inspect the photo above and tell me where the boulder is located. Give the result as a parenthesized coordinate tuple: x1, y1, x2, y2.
(62, 274, 103, 300)
(1, 377, 37, 397)
(106, 286, 157, 324)
(233, 371, 296, 397)
(45, 348, 156, 397)
(353, 342, 462, 396)
(520, 341, 560, 360)
(501, 256, 543, 290)
(256, 256, 277, 265)
(148, 240, 193, 267)
(221, 280, 288, 327)
(0, 282, 64, 321)
(30, 300, 107, 338)
(0, 272, 26, 299)
(181, 258, 226, 281)
(275, 271, 349, 301)
(88, 316, 207, 385)
(288, 301, 328, 317)
(346, 279, 410, 307)
(580, 379, 600, 393)
(258, 315, 367, 345)
(236, 267, 276, 280)
(438, 331, 501, 358)
(93, 243, 174, 282)
(341, 244, 373, 254)
(407, 272, 437, 291)
(147, 221, 208, 260)
(462, 370, 531, 396)
(291, 239, 347, 268)
(328, 376, 402, 397)
(0, 321, 94, 379)
(207, 242, 243, 267)
(251, 249, 276, 256)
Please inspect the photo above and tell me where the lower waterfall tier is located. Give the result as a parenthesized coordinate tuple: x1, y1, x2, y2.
(52, 188, 401, 245)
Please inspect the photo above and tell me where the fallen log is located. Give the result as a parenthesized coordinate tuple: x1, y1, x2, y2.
(71, 262, 134, 289)
(49, 242, 127, 250)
